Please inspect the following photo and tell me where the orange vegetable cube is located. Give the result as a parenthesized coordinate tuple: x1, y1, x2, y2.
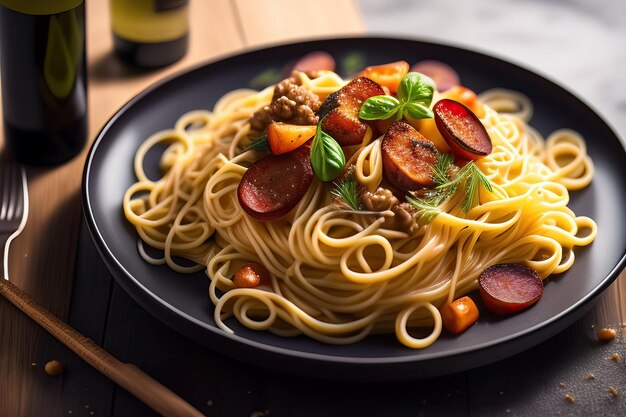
(358, 61, 410, 94)
(267, 122, 316, 155)
(440, 296, 479, 334)
(441, 86, 484, 117)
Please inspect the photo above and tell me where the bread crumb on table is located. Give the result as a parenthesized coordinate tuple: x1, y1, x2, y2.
(609, 387, 618, 397)
(610, 353, 621, 361)
(597, 327, 617, 342)
(584, 373, 596, 381)
(565, 394, 576, 403)
(559, 382, 566, 387)
(44, 360, 63, 376)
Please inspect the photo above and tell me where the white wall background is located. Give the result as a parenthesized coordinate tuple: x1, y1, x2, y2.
(358, 0, 626, 140)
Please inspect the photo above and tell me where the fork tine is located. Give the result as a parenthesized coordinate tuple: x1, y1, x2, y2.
(0, 166, 8, 221)
(14, 167, 25, 221)
(7, 166, 17, 221)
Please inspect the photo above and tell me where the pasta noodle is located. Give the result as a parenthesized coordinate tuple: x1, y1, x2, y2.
(123, 71, 596, 349)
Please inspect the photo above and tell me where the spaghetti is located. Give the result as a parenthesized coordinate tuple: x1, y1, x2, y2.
(123, 71, 596, 349)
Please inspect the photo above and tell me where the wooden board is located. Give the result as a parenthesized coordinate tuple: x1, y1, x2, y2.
(0, 0, 366, 416)
(0, 0, 624, 415)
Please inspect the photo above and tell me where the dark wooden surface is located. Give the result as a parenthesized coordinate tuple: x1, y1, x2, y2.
(50, 222, 626, 417)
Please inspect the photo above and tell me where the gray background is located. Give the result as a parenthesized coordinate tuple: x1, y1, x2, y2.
(358, 0, 626, 141)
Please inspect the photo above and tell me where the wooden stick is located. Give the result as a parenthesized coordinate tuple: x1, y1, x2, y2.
(0, 278, 204, 417)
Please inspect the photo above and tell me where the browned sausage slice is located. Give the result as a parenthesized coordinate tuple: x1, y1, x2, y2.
(478, 264, 544, 315)
(238, 144, 313, 220)
(319, 76, 385, 146)
(381, 121, 439, 191)
(434, 99, 492, 160)
(293, 51, 336, 73)
(411, 60, 460, 92)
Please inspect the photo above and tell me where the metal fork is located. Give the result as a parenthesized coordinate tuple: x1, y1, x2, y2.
(0, 164, 28, 280)
(0, 164, 204, 417)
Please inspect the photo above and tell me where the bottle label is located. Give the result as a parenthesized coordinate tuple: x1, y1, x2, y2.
(154, 0, 188, 12)
(111, 0, 188, 43)
(0, 0, 82, 15)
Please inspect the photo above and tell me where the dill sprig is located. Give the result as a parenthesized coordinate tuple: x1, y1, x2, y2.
(459, 162, 492, 212)
(245, 135, 269, 152)
(432, 152, 455, 185)
(406, 192, 444, 223)
(407, 154, 492, 220)
(330, 174, 362, 211)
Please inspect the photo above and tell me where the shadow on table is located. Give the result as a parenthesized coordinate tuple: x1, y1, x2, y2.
(90, 51, 162, 82)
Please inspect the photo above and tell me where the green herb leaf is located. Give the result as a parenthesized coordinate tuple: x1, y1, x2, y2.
(406, 155, 492, 221)
(397, 72, 435, 106)
(357, 71, 435, 122)
(249, 68, 281, 89)
(432, 153, 455, 185)
(406, 194, 443, 223)
(403, 102, 433, 120)
(310, 121, 346, 182)
(359, 95, 400, 120)
(245, 135, 270, 152)
(331, 174, 362, 210)
(460, 163, 492, 212)
(341, 52, 366, 78)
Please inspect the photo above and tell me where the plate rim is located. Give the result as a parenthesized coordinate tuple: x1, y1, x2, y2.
(82, 35, 626, 367)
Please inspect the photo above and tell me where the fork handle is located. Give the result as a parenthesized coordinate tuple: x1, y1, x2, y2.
(0, 278, 205, 417)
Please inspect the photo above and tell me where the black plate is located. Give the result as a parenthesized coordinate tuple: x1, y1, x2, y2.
(82, 37, 626, 381)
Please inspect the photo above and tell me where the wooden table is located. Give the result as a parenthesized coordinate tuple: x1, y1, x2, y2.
(0, 1, 624, 416)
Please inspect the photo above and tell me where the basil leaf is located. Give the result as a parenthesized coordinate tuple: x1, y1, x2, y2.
(398, 72, 435, 106)
(311, 127, 346, 182)
(403, 102, 433, 120)
(359, 95, 400, 120)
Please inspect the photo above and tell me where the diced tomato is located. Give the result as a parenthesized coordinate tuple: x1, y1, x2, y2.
(358, 61, 410, 95)
(441, 86, 484, 117)
(440, 296, 479, 334)
(267, 122, 316, 155)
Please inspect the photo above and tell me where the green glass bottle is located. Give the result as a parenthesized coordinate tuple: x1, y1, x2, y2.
(0, 0, 87, 166)
(110, 0, 189, 68)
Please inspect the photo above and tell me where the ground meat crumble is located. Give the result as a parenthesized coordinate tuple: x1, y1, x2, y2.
(249, 73, 321, 132)
(360, 187, 420, 234)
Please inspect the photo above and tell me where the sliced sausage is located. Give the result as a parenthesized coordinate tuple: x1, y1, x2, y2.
(238, 143, 313, 220)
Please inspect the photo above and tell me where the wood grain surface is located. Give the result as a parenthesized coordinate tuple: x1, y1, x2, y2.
(0, 0, 624, 416)
(0, 1, 363, 416)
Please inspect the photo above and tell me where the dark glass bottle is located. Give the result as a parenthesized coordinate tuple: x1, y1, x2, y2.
(110, 0, 189, 68)
(0, 0, 87, 166)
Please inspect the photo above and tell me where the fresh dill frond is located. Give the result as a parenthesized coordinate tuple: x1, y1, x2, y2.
(406, 194, 442, 223)
(460, 163, 492, 212)
(432, 153, 454, 185)
(331, 175, 362, 211)
(406, 157, 493, 220)
(245, 135, 269, 152)
(462, 167, 480, 212)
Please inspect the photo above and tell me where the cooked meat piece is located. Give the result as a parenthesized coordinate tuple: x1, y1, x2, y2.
(249, 75, 321, 133)
(391, 203, 420, 234)
(360, 188, 399, 211)
(358, 187, 419, 233)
